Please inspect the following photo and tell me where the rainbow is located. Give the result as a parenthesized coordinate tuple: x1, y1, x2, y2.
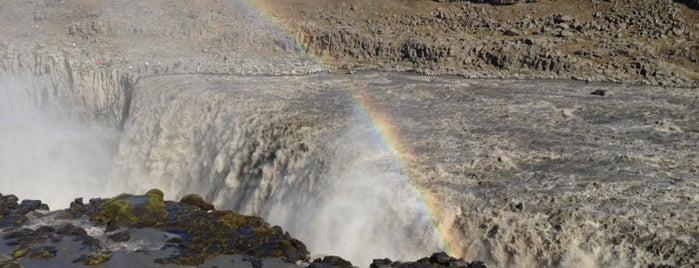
(238, 0, 464, 258)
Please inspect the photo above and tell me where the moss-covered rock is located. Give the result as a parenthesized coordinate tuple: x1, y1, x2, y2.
(180, 194, 214, 211)
(12, 245, 56, 259)
(1, 190, 311, 267)
(218, 213, 265, 229)
(72, 252, 111, 265)
(0, 258, 23, 268)
(90, 189, 167, 229)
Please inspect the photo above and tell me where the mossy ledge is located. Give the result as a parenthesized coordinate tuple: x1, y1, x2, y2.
(0, 190, 310, 266)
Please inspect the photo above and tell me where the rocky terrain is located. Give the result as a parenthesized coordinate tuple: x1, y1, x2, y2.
(262, 0, 698, 87)
(0, 191, 479, 267)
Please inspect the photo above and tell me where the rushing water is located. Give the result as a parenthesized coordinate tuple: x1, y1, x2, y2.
(1, 72, 697, 267)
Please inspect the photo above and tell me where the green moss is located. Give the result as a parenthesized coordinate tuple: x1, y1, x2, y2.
(180, 194, 214, 210)
(11, 248, 27, 258)
(87, 252, 110, 265)
(145, 189, 164, 199)
(91, 198, 138, 226)
(218, 213, 263, 229)
(0, 259, 23, 268)
(90, 189, 167, 228)
(72, 252, 111, 266)
(10, 246, 56, 259)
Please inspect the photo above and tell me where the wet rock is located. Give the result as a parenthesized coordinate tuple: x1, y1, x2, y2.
(56, 223, 88, 236)
(12, 245, 57, 259)
(0, 194, 19, 215)
(108, 230, 131, 242)
(17, 199, 49, 214)
(373, 252, 474, 267)
(0, 192, 485, 267)
(5, 226, 61, 247)
(309, 256, 354, 268)
(0, 259, 22, 268)
(371, 258, 393, 268)
(84, 190, 309, 265)
(0, 215, 28, 229)
(76, 235, 102, 251)
(90, 189, 167, 230)
(72, 252, 111, 265)
(3, 228, 36, 240)
(180, 194, 215, 210)
(590, 89, 607, 96)
(430, 252, 453, 265)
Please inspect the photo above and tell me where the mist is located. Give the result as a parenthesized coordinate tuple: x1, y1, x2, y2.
(0, 76, 121, 208)
(264, 119, 441, 265)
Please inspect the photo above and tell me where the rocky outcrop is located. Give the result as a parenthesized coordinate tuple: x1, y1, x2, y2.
(370, 252, 486, 268)
(0, 191, 310, 266)
(0, 46, 135, 128)
(0, 192, 479, 267)
(278, 0, 699, 87)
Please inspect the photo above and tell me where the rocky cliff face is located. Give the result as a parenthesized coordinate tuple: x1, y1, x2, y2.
(264, 0, 698, 87)
(0, 47, 134, 127)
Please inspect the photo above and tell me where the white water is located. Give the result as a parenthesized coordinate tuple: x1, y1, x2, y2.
(1, 73, 696, 267)
(264, 121, 440, 265)
(110, 75, 443, 265)
(0, 77, 121, 208)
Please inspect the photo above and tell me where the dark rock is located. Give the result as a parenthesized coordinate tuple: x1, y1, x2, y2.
(0, 215, 28, 229)
(470, 261, 487, 268)
(13, 245, 57, 259)
(487, 225, 499, 238)
(0, 194, 19, 215)
(89, 198, 104, 205)
(83, 191, 310, 265)
(72, 252, 111, 265)
(0, 192, 487, 268)
(674, 0, 699, 9)
(371, 258, 393, 268)
(590, 89, 606, 96)
(3, 228, 35, 240)
(17, 199, 49, 214)
(376, 252, 472, 267)
(430, 252, 452, 265)
(108, 231, 130, 242)
(309, 256, 354, 268)
(57, 223, 88, 236)
(0, 259, 22, 268)
(75, 235, 102, 251)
